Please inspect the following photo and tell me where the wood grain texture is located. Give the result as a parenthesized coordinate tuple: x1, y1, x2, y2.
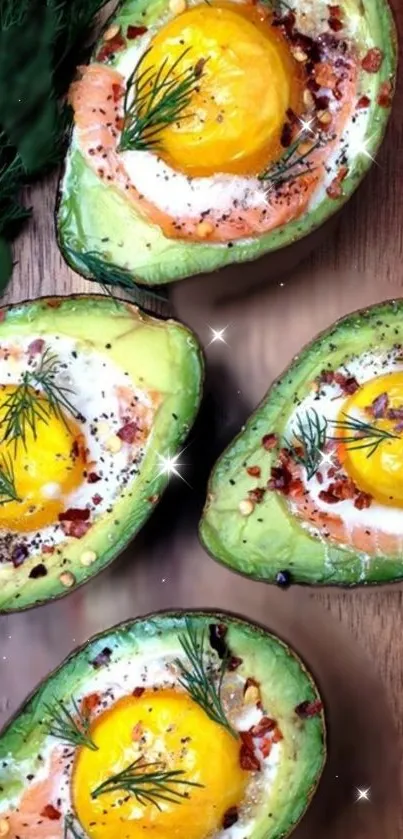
(0, 3, 402, 837)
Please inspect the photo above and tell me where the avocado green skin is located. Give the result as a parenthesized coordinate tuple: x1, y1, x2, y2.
(57, 0, 398, 286)
(0, 609, 326, 839)
(0, 295, 203, 613)
(200, 300, 403, 587)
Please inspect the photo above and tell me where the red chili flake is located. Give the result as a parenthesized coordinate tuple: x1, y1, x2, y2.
(248, 487, 266, 504)
(296, 699, 323, 718)
(117, 421, 138, 444)
(362, 47, 384, 73)
(354, 491, 372, 510)
(326, 165, 349, 200)
(317, 369, 334, 386)
(115, 116, 125, 131)
(328, 4, 342, 16)
(325, 478, 356, 501)
(96, 32, 126, 62)
(60, 520, 91, 539)
(250, 717, 276, 737)
(133, 686, 145, 697)
(377, 80, 393, 108)
(112, 82, 123, 102)
(333, 372, 359, 394)
(272, 726, 284, 743)
(59, 508, 90, 522)
(267, 464, 292, 493)
(260, 738, 272, 758)
(314, 62, 338, 90)
(280, 122, 293, 148)
(41, 804, 61, 820)
(262, 433, 277, 451)
(314, 94, 330, 110)
(28, 338, 45, 356)
(318, 489, 340, 504)
(222, 807, 239, 829)
(92, 494, 103, 506)
(371, 391, 388, 418)
(328, 16, 343, 31)
(246, 465, 261, 478)
(228, 656, 243, 671)
(127, 24, 148, 39)
(316, 472, 324, 485)
(356, 95, 371, 109)
(87, 472, 101, 484)
(42, 545, 55, 555)
(239, 732, 261, 772)
(91, 647, 112, 669)
(82, 692, 100, 714)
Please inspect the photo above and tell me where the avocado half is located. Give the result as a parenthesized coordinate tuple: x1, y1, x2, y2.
(200, 300, 403, 586)
(57, 0, 397, 286)
(0, 610, 326, 839)
(0, 296, 203, 613)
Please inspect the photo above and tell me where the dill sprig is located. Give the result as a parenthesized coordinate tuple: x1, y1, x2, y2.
(175, 620, 237, 738)
(91, 757, 202, 808)
(285, 408, 328, 479)
(64, 814, 84, 839)
(329, 412, 399, 457)
(45, 697, 98, 751)
(259, 137, 320, 189)
(119, 48, 204, 153)
(2, 348, 80, 450)
(66, 249, 169, 310)
(0, 454, 20, 505)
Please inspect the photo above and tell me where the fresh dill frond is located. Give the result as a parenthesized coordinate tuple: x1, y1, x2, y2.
(259, 137, 320, 189)
(285, 408, 328, 479)
(91, 757, 203, 808)
(64, 814, 84, 839)
(45, 698, 98, 751)
(329, 412, 399, 458)
(119, 48, 205, 153)
(175, 620, 237, 738)
(0, 454, 20, 505)
(67, 248, 170, 309)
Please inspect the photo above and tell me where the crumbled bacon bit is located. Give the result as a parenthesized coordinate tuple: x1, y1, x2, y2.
(326, 165, 349, 199)
(377, 80, 393, 108)
(92, 494, 103, 506)
(354, 491, 372, 510)
(250, 717, 276, 737)
(42, 545, 55, 555)
(260, 738, 272, 758)
(328, 4, 342, 16)
(272, 727, 284, 743)
(41, 805, 61, 820)
(228, 656, 243, 671)
(262, 433, 277, 450)
(361, 47, 384, 73)
(87, 472, 101, 484)
(248, 487, 266, 504)
(28, 339, 45, 356)
(334, 372, 358, 394)
(371, 391, 388, 418)
(222, 807, 238, 829)
(280, 122, 293, 148)
(117, 421, 138, 444)
(126, 24, 148, 39)
(115, 117, 125, 131)
(328, 478, 356, 500)
(295, 699, 323, 718)
(246, 465, 261, 478)
(60, 520, 91, 539)
(267, 464, 292, 492)
(356, 95, 371, 109)
(82, 693, 100, 714)
(96, 32, 126, 62)
(318, 489, 341, 504)
(314, 62, 338, 89)
(239, 732, 261, 772)
(59, 508, 90, 522)
(328, 16, 343, 31)
(133, 687, 145, 697)
(91, 647, 112, 669)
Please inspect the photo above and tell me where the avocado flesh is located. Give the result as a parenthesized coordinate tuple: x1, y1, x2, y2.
(0, 296, 203, 613)
(57, 0, 397, 286)
(0, 610, 326, 839)
(200, 301, 403, 586)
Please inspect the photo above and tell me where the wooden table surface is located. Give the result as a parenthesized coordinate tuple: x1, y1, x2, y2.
(1, 4, 403, 837)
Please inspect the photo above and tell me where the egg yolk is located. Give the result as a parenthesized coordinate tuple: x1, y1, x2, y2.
(73, 689, 247, 839)
(138, 1, 304, 177)
(0, 385, 86, 531)
(339, 372, 403, 507)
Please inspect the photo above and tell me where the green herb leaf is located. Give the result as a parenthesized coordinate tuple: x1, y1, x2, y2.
(45, 698, 98, 751)
(329, 412, 399, 457)
(91, 757, 203, 808)
(285, 407, 328, 479)
(0, 454, 20, 505)
(175, 620, 237, 738)
(259, 137, 320, 189)
(64, 813, 84, 839)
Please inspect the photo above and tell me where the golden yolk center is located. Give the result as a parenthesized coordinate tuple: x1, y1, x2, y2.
(138, 1, 304, 177)
(73, 689, 247, 839)
(339, 372, 403, 507)
(0, 385, 86, 531)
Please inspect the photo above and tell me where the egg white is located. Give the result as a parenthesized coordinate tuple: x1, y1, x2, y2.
(0, 334, 152, 553)
(285, 348, 403, 539)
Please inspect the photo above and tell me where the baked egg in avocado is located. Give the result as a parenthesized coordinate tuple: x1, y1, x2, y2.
(0, 611, 326, 839)
(0, 296, 202, 613)
(58, 0, 396, 284)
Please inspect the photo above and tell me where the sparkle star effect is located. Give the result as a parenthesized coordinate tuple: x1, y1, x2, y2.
(349, 136, 377, 166)
(206, 326, 228, 347)
(156, 448, 191, 487)
(356, 787, 371, 802)
(297, 117, 317, 139)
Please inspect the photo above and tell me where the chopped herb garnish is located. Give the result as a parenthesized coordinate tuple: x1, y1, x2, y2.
(329, 412, 399, 457)
(259, 137, 321, 189)
(45, 697, 98, 751)
(285, 408, 328, 479)
(91, 757, 203, 808)
(0, 453, 20, 504)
